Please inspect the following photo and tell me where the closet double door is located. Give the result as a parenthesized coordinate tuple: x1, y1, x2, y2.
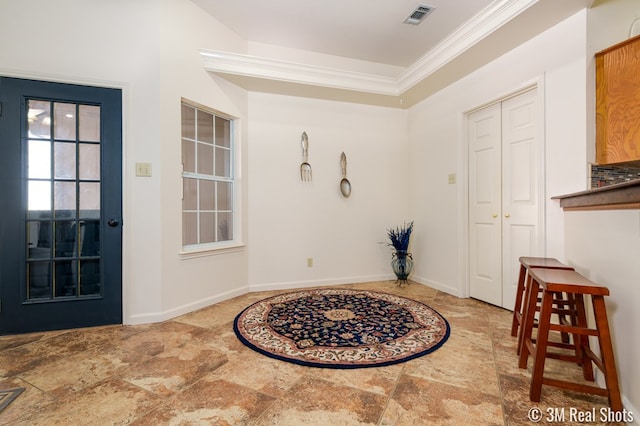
(468, 88, 542, 309)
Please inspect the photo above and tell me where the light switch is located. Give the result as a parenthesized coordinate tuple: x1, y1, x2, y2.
(448, 173, 456, 184)
(136, 162, 152, 177)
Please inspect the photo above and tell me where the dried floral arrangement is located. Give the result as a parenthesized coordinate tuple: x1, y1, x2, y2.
(387, 221, 414, 252)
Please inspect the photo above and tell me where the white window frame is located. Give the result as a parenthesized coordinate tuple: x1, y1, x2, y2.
(180, 99, 240, 255)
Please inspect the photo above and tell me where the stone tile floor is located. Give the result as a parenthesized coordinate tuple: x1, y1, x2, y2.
(0, 281, 622, 425)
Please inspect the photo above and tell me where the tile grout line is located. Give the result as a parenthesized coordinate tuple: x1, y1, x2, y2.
(489, 311, 512, 426)
(375, 363, 407, 425)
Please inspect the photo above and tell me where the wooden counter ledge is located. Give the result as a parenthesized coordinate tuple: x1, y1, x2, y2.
(552, 178, 640, 211)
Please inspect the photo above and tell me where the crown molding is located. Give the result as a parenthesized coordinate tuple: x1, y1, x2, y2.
(200, 50, 399, 96)
(398, 0, 538, 93)
(200, 0, 539, 102)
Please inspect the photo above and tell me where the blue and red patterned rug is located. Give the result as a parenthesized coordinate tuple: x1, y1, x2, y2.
(233, 288, 450, 368)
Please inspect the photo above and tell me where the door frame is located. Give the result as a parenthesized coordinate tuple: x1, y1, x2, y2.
(0, 70, 129, 324)
(460, 76, 547, 302)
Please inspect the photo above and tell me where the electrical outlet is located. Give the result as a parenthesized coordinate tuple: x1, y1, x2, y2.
(448, 173, 456, 184)
(136, 162, 152, 177)
(307, 257, 313, 267)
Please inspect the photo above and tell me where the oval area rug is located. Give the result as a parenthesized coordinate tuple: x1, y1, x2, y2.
(233, 288, 450, 368)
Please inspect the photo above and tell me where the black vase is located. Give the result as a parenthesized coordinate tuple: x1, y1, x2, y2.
(391, 250, 413, 283)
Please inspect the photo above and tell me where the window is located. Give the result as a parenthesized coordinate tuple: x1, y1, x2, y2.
(181, 100, 235, 249)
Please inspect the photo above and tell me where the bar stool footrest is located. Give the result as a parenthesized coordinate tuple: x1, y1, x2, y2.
(541, 378, 608, 397)
(550, 323, 598, 336)
(583, 346, 605, 373)
(544, 351, 587, 365)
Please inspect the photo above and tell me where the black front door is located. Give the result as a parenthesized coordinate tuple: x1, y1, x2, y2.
(0, 77, 122, 334)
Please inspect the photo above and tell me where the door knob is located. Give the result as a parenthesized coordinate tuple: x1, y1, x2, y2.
(492, 213, 498, 218)
(504, 213, 511, 218)
(107, 219, 119, 227)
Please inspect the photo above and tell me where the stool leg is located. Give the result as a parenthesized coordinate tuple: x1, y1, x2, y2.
(518, 275, 539, 368)
(592, 295, 623, 412)
(573, 294, 595, 381)
(529, 290, 554, 402)
(553, 291, 571, 344)
(564, 292, 584, 367)
(511, 264, 527, 337)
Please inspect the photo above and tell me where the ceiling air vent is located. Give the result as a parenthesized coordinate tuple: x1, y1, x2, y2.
(403, 4, 435, 25)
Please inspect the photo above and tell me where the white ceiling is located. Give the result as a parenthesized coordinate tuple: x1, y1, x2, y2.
(192, 0, 595, 106)
(191, 0, 495, 67)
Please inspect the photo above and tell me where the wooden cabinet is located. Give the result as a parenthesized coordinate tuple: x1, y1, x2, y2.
(595, 34, 640, 165)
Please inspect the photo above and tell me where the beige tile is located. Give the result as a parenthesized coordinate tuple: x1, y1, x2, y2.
(193, 322, 249, 357)
(132, 378, 275, 425)
(0, 340, 71, 379)
(0, 325, 149, 379)
(311, 363, 404, 396)
(435, 305, 492, 336)
(120, 342, 227, 396)
(13, 378, 162, 425)
(207, 349, 306, 397)
(1, 281, 624, 425)
(381, 374, 504, 425)
(33, 325, 144, 354)
(0, 332, 49, 352)
(175, 299, 250, 329)
(386, 281, 440, 300)
(139, 320, 208, 347)
(17, 350, 125, 398)
(256, 376, 387, 425)
(0, 378, 54, 424)
(499, 373, 620, 426)
(403, 331, 501, 397)
(493, 342, 532, 380)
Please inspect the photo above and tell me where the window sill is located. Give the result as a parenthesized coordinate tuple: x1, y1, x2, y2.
(179, 243, 245, 259)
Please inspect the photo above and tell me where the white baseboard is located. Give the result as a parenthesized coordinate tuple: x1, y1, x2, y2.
(410, 274, 461, 297)
(126, 274, 461, 325)
(594, 371, 639, 426)
(248, 274, 393, 292)
(125, 275, 393, 325)
(623, 397, 639, 426)
(125, 286, 249, 325)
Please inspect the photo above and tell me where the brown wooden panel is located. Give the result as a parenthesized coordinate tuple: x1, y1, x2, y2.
(596, 34, 640, 164)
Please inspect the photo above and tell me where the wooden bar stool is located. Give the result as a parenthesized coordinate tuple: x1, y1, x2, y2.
(511, 257, 574, 354)
(518, 268, 622, 411)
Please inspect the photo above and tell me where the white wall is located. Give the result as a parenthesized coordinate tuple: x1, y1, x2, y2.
(0, 0, 250, 324)
(247, 92, 409, 289)
(560, 0, 640, 420)
(564, 210, 640, 422)
(2, 0, 638, 414)
(588, 0, 640, 50)
(407, 11, 589, 295)
(406, 6, 639, 416)
(154, 0, 250, 322)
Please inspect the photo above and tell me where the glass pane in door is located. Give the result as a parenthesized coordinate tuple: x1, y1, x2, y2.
(54, 142, 76, 179)
(79, 104, 100, 142)
(26, 99, 102, 300)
